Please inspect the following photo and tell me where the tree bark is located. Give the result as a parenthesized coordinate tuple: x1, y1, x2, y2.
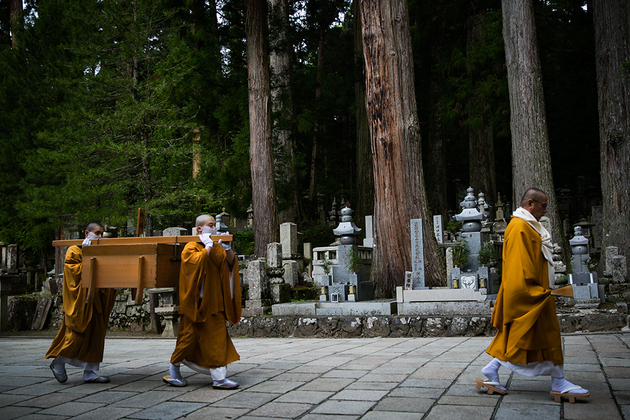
(502, 0, 567, 258)
(245, 0, 279, 256)
(9, 0, 20, 48)
(268, 0, 297, 223)
(308, 27, 326, 205)
(361, 0, 445, 295)
(592, 1, 630, 276)
(353, 0, 373, 224)
(468, 12, 496, 208)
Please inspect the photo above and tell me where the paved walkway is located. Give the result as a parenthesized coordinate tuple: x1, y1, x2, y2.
(0, 333, 628, 420)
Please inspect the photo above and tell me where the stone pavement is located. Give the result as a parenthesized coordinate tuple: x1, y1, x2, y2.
(0, 333, 628, 420)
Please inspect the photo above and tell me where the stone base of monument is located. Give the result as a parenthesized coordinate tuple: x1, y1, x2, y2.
(271, 300, 397, 317)
(154, 306, 179, 338)
(396, 286, 493, 316)
(398, 301, 492, 316)
(397, 286, 488, 303)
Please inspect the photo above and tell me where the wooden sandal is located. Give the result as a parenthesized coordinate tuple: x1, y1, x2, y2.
(550, 387, 590, 403)
(475, 377, 507, 395)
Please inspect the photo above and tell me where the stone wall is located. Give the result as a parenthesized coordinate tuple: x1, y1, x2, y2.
(8, 291, 629, 337)
(227, 312, 628, 338)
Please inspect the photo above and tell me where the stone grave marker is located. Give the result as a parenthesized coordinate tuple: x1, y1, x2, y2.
(280, 222, 298, 259)
(433, 215, 443, 244)
(410, 219, 427, 289)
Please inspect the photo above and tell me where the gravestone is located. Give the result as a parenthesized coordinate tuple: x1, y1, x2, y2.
(31, 297, 52, 330)
(267, 243, 289, 304)
(591, 205, 603, 250)
(243, 258, 270, 316)
(363, 216, 374, 247)
(163, 227, 187, 237)
(280, 222, 298, 259)
(410, 219, 427, 289)
(433, 215, 443, 244)
(605, 246, 618, 277)
(282, 260, 299, 287)
(445, 247, 454, 281)
(613, 256, 628, 284)
(267, 243, 283, 268)
(303, 242, 312, 277)
(7, 244, 18, 274)
(404, 271, 413, 290)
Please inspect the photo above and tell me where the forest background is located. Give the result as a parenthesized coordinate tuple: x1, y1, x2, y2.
(0, 0, 626, 297)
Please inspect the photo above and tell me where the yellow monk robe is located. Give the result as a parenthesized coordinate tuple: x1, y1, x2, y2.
(486, 217, 563, 366)
(46, 246, 117, 363)
(170, 242, 241, 369)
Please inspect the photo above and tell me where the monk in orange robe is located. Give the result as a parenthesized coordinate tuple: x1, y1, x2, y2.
(46, 223, 117, 383)
(476, 188, 589, 402)
(164, 214, 241, 388)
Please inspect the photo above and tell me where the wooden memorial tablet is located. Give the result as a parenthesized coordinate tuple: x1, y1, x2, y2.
(52, 235, 233, 304)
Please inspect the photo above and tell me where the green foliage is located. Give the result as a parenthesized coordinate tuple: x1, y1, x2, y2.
(299, 221, 335, 248)
(233, 228, 255, 256)
(346, 247, 362, 274)
(585, 256, 599, 273)
(322, 257, 331, 275)
(478, 241, 497, 266)
(452, 240, 470, 267)
(446, 220, 462, 235)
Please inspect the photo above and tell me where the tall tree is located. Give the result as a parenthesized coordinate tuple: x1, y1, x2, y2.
(268, 0, 298, 223)
(592, 1, 630, 275)
(361, 0, 445, 295)
(502, 0, 567, 257)
(245, 0, 279, 256)
(467, 11, 496, 207)
(353, 0, 373, 224)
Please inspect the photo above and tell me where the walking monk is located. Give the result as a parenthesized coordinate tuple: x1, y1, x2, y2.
(164, 214, 241, 388)
(476, 188, 589, 402)
(46, 222, 117, 383)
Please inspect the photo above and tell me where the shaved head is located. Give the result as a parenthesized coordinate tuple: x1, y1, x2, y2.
(85, 222, 103, 233)
(520, 188, 546, 207)
(195, 214, 214, 227)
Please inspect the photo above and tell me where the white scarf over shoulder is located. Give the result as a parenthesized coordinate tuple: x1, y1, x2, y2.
(512, 207, 555, 287)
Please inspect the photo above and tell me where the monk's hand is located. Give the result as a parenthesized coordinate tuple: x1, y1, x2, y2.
(199, 233, 213, 248)
(218, 231, 231, 251)
(218, 239, 231, 251)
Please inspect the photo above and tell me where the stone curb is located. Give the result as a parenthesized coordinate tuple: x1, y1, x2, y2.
(228, 312, 628, 338)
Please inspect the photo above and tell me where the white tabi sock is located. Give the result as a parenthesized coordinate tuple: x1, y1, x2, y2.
(481, 358, 506, 391)
(210, 366, 227, 382)
(169, 363, 183, 380)
(551, 377, 588, 394)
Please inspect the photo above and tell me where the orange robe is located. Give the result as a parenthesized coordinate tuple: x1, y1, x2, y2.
(486, 217, 563, 366)
(46, 246, 117, 363)
(170, 242, 241, 368)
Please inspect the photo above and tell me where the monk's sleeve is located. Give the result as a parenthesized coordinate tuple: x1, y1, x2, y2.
(62, 246, 94, 333)
(207, 247, 241, 324)
(178, 243, 207, 322)
(500, 226, 551, 324)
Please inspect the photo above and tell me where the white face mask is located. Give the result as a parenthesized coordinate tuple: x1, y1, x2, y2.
(202, 226, 217, 235)
(86, 232, 101, 240)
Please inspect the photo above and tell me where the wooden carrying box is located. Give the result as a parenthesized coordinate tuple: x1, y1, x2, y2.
(82, 243, 184, 304)
(52, 235, 233, 304)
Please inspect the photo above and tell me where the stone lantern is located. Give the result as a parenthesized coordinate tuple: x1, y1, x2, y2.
(216, 210, 230, 233)
(333, 205, 362, 245)
(569, 226, 589, 272)
(568, 225, 600, 306)
(450, 187, 498, 294)
(454, 187, 484, 232)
